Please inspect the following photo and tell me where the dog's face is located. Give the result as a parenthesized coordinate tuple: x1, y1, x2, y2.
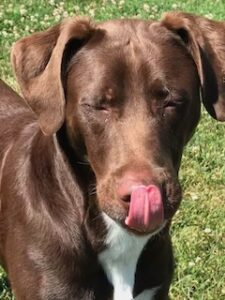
(65, 20, 200, 232)
(11, 13, 225, 234)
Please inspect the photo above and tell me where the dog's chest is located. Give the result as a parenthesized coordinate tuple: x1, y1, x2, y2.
(98, 215, 157, 300)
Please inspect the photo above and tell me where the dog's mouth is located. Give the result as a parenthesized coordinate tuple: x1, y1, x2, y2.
(123, 185, 164, 233)
(96, 177, 181, 235)
(98, 185, 166, 235)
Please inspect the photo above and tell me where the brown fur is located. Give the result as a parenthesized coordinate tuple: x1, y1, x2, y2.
(0, 12, 224, 299)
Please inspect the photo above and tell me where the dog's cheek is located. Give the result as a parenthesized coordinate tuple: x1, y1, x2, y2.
(164, 177, 182, 219)
(96, 181, 127, 222)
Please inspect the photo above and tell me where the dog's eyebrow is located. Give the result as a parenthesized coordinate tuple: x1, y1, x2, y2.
(105, 88, 115, 101)
(169, 88, 190, 100)
(148, 80, 169, 100)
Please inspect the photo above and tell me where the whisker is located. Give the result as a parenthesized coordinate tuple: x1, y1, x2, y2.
(89, 213, 103, 224)
(88, 191, 97, 196)
(89, 183, 97, 188)
(75, 161, 90, 165)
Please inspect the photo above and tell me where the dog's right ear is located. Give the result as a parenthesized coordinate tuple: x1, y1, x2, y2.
(161, 12, 225, 122)
(11, 18, 96, 135)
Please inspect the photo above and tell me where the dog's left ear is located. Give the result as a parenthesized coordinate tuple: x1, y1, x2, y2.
(161, 11, 225, 121)
(11, 18, 96, 135)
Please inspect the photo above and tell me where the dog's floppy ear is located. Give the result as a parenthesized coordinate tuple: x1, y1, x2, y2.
(11, 18, 95, 135)
(161, 11, 225, 121)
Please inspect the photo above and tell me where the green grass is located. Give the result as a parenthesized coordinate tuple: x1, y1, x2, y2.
(0, 0, 225, 299)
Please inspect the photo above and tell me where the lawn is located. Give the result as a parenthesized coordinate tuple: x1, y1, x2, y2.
(0, 0, 225, 299)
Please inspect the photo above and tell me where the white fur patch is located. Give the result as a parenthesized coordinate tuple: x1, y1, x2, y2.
(98, 213, 164, 300)
(135, 288, 159, 300)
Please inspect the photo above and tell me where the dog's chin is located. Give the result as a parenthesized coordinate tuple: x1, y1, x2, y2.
(102, 211, 167, 237)
(125, 222, 166, 236)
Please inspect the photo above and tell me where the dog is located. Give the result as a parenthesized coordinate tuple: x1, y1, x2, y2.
(0, 11, 225, 300)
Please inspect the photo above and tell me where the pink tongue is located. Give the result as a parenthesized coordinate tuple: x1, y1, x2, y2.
(125, 185, 164, 232)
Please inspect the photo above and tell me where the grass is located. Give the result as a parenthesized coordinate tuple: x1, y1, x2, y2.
(0, 0, 225, 299)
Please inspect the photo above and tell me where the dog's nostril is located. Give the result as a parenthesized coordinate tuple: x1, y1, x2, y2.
(121, 194, 131, 203)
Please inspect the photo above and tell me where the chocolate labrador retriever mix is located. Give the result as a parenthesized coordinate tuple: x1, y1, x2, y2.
(0, 11, 225, 300)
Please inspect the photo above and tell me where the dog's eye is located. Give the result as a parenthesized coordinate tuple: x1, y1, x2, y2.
(163, 98, 185, 109)
(81, 95, 114, 113)
(82, 103, 109, 112)
(94, 104, 109, 112)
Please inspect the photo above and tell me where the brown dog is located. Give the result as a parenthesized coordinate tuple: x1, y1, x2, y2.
(0, 11, 225, 300)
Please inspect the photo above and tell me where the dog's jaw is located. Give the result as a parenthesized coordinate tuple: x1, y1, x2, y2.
(98, 213, 165, 300)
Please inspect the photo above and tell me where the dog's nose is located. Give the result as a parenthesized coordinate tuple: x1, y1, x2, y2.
(117, 170, 154, 204)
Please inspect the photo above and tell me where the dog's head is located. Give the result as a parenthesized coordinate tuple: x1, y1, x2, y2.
(11, 12, 225, 234)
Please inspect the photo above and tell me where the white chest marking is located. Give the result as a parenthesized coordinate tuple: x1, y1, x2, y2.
(99, 214, 162, 300)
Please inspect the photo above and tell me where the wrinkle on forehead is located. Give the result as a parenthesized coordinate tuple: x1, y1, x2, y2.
(97, 19, 153, 37)
(69, 20, 173, 93)
(97, 19, 157, 53)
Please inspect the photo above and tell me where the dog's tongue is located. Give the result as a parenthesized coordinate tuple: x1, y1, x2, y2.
(125, 185, 164, 232)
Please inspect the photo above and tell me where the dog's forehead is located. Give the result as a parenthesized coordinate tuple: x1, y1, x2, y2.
(96, 19, 178, 45)
(79, 19, 178, 72)
(69, 19, 197, 98)
(95, 19, 163, 49)
(97, 19, 153, 36)
(89, 19, 192, 72)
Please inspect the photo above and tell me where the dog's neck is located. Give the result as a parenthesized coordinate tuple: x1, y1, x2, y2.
(98, 214, 161, 300)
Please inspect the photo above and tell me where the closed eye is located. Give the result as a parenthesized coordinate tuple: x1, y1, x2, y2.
(94, 105, 109, 111)
(164, 98, 186, 109)
(82, 103, 109, 112)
